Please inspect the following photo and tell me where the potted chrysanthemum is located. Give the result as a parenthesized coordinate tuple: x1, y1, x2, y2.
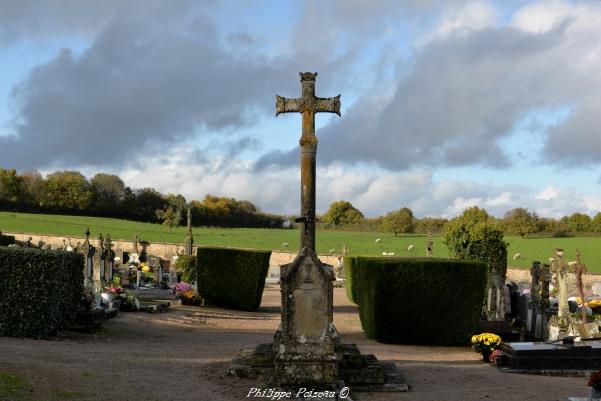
(471, 333, 502, 362)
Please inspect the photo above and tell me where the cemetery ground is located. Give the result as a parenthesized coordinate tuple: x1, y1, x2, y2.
(0, 286, 587, 401)
(2, 212, 601, 272)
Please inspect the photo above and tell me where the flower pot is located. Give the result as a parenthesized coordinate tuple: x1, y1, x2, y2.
(482, 349, 492, 362)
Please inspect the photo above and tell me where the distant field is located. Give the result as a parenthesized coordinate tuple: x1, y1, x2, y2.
(1, 212, 601, 272)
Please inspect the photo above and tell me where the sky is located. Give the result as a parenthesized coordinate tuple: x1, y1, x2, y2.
(1, 0, 601, 219)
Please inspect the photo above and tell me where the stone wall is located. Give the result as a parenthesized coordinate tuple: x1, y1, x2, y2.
(4, 232, 340, 272)
(6, 231, 601, 292)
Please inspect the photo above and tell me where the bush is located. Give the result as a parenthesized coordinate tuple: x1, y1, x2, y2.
(196, 246, 271, 311)
(175, 255, 197, 284)
(0, 234, 15, 246)
(442, 219, 507, 278)
(346, 256, 487, 345)
(0, 247, 83, 338)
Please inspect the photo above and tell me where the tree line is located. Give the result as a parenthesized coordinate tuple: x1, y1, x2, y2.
(320, 201, 601, 237)
(0, 168, 285, 229)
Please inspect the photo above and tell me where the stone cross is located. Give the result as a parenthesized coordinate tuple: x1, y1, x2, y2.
(573, 248, 587, 322)
(185, 207, 194, 256)
(426, 232, 433, 257)
(276, 72, 340, 251)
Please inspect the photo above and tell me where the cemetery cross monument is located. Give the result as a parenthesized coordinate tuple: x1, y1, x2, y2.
(228, 72, 408, 394)
(273, 72, 341, 386)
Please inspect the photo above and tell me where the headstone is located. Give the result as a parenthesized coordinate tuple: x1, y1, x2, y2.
(529, 262, 542, 335)
(104, 235, 114, 282)
(536, 263, 552, 339)
(136, 270, 142, 288)
(552, 249, 570, 319)
(592, 282, 601, 297)
(92, 233, 105, 287)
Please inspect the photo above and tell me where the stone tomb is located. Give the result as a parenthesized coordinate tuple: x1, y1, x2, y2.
(500, 341, 601, 371)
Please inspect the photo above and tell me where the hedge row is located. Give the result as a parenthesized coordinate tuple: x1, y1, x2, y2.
(0, 247, 83, 338)
(196, 246, 271, 311)
(0, 234, 15, 246)
(346, 256, 487, 345)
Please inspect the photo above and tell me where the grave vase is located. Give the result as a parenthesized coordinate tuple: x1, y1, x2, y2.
(482, 349, 492, 362)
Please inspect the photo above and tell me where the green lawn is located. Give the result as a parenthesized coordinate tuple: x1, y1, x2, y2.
(1, 212, 601, 272)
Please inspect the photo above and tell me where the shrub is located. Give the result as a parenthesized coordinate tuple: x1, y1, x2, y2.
(175, 255, 197, 284)
(346, 256, 487, 345)
(0, 247, 83, 338)
(196, 246, 271, 311)
(442, 218, 507, 279)
(0, 234, 15, 246)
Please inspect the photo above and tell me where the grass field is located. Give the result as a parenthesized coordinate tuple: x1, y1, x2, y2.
(1, 212, 601, 272)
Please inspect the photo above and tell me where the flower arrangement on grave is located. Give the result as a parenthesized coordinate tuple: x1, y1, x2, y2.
(107, 286, 124, 295)
(471, 333, 502, 359)
(140, 262, 151, 272)
(589, 369, 601, 392)
(589, 300, 601, 314)
(180, 290, 203, 306)
(175, 282, 192, 295)
(489, 349, 506, 366)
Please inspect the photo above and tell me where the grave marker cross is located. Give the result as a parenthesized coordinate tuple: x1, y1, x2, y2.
(276, 72, 341, 251)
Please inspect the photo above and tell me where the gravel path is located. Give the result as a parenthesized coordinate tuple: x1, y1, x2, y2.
(0, 285, 590, 401)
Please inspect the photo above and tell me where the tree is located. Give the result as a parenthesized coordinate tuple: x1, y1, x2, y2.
(132, 188, 164, 222)
(156, 206, 182, 233)
(0, 168, 24, 204)
(592, 213, 601, 233)
(503, 207, 540, 237)
(567, 213, 592, 233)
(383, 207, 414, 236)
(459, 206, 489, 224)
(90, 173, 126, 215)
(20, 170, 45, 208)
(323, 201, 364, 225)
(44, 171, 93, 210)
(414, 217, 448, 234)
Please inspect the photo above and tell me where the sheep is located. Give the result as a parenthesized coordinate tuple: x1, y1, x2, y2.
(407, 244, 415, 252)
(513, 253, 521, 260)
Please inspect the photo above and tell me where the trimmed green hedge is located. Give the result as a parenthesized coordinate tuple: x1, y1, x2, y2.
(0, 234, 15, 246)
(346, 256, 487, 345)
(0, 247, 83, 338)
(344, 256, 359, 304)
(196, 246, 271, 311)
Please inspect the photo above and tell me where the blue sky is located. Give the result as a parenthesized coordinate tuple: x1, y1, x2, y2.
(1, 0, 601, 218)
